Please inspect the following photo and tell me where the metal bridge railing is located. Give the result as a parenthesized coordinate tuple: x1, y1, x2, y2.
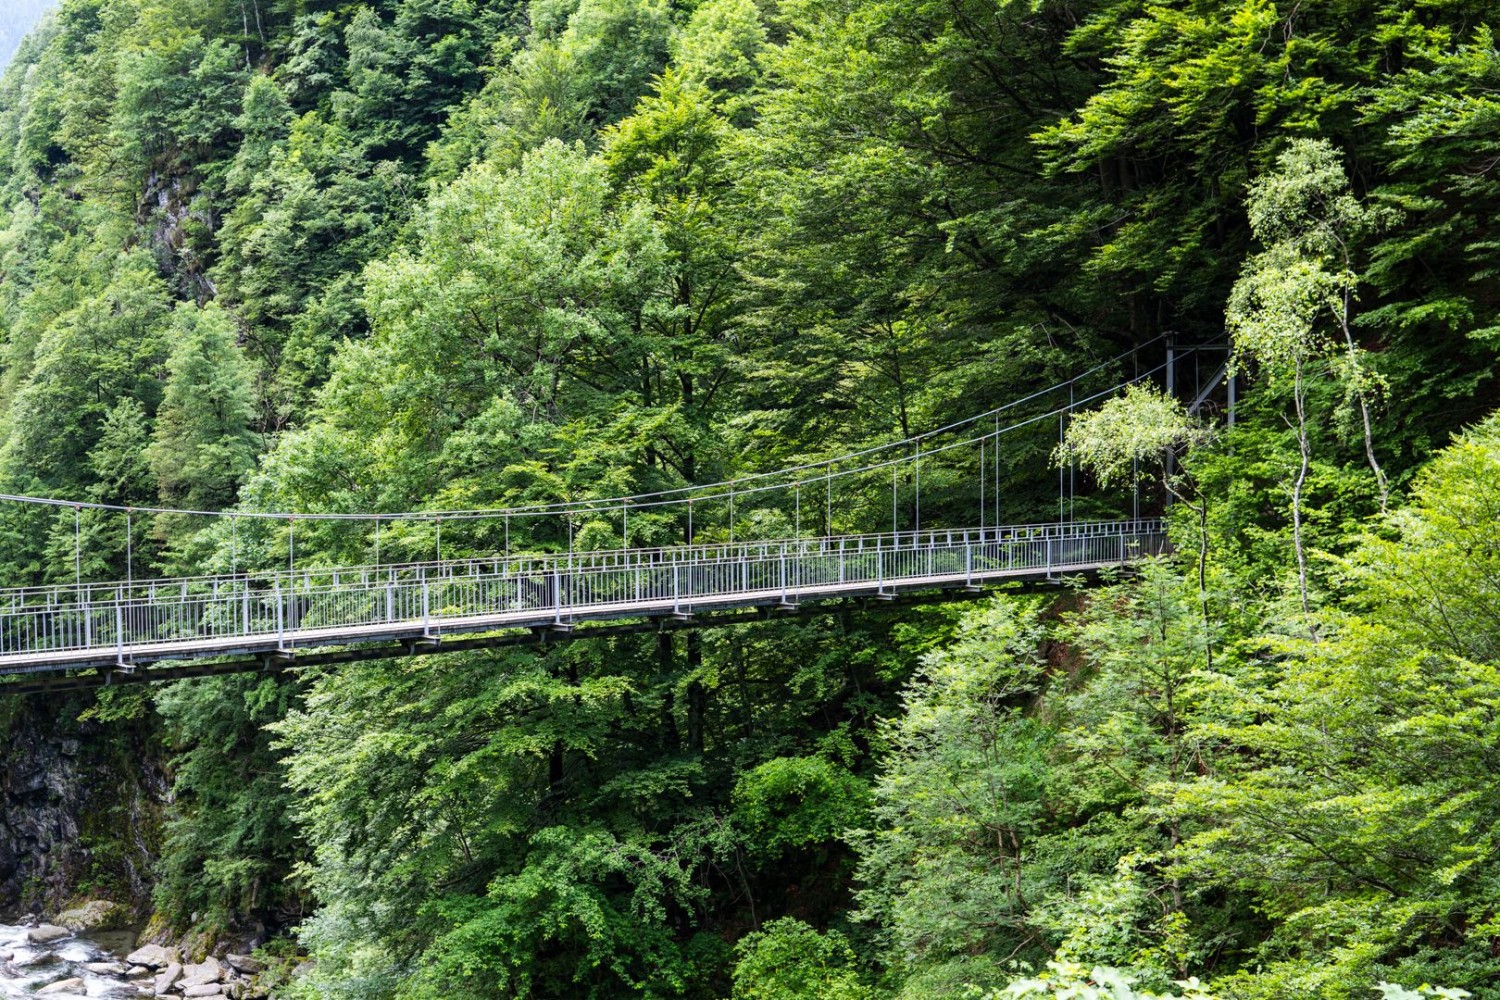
(0, 519, 1167, 672)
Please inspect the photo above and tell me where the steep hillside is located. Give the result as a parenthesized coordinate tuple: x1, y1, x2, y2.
(0, 1, 1496, 998)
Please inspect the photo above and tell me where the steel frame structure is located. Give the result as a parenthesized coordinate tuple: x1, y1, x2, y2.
(0, 519, 1167, 677)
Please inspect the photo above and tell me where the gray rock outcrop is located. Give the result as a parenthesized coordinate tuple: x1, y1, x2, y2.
(225, 953, 262, 974)
(179, 955, 224, 985)
(126, 943, 178, 969)
(26, 923, 69, 943)
(56, 899, 129, 932)
(0, 702, 165, 916)
(154, 961, 183, 992)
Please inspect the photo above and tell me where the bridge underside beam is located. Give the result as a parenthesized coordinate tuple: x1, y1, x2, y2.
(0, 577, 1090, 697)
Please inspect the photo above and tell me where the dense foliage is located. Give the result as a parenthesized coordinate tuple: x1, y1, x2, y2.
(0, 0, 1497, 997)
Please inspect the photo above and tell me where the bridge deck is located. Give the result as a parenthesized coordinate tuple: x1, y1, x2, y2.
(0, 520, 1167, 678)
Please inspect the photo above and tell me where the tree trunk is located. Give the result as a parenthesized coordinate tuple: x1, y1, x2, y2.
(1291, 363, 1313, 621)
(1338, 289, 1389, 511)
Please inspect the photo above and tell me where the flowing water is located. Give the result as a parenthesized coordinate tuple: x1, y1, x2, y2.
(0, 924, 142, 997)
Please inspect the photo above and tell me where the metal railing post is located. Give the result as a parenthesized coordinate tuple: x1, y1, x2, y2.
(779, 544, 787, 603)
(275, 582, 285, 649)
(422, 575, 431, 635)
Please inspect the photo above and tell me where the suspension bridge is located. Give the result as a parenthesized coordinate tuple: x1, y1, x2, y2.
(0, 337, 1225, 695)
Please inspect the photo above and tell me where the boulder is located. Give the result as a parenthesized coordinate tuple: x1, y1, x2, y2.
(56, 900, 130, 933)
(129, 966, 150, 977)
(37, 977, 85, 994)
(225, 953, 263, 975)
(183, 985, 223, 998)
(84, 960, 128, 975)
(126, 944, 178, 969)
(26, 924, 70, 944)
(153, 962, 183, 993)
(179, 955, 225, 988)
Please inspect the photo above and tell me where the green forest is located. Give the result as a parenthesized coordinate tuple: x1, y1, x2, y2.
(0, 0, 1498, 997)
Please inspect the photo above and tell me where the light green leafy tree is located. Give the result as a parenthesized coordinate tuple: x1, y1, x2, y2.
(671, 0, 766, 119)
(731, 918, 874, 1000)
(1056, 384, 1214, 665)
(561, 0, 674, 126)
(147, 301, 260, 512)
(1168, 414, 1500, 994)
(1228, 139, 1393, 615)
(852, 599, 1053, 992)
(982, 961, 1217, 1000)
(1054, 562, 1219, 981)
(1239, 138, 1394, 508)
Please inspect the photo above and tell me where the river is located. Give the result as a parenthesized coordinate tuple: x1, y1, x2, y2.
(0, 924, 141, 997)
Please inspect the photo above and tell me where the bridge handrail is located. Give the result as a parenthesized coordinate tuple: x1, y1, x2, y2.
(0, 519, 1167, 609)
(0, 520, 1172, 671)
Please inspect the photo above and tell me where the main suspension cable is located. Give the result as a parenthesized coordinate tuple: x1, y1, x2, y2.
(0, 340, 1181, 527)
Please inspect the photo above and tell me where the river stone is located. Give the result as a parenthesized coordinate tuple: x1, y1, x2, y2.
(180, 955, 225, 987)
(129, 965, 150, 976)
(126, 944, 178, 968)
(37, 977, 85, 994)
(27, 924, 70, 944)
(153, 962, 183, 992)
(183, 984, 223, 998)
(84, 960, 128, 975)
(56, 900, 130, 932)
(225, 953, 263, 974)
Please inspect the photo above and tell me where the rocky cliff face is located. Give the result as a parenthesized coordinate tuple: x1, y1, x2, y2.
(0, 697, 164, 918)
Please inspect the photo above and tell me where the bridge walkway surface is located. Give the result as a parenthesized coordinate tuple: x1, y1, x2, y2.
(0, 519, 1167, 688)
